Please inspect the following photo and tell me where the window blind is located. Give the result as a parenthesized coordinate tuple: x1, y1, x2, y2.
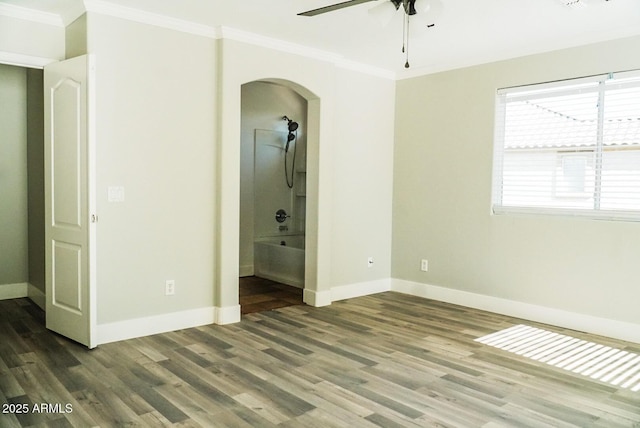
(492, 70, 640, 221)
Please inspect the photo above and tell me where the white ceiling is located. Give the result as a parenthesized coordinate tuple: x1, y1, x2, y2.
(2, 0, 640, 78)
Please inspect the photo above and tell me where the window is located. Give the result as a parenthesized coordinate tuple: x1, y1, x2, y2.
(492, 70, 640, 221)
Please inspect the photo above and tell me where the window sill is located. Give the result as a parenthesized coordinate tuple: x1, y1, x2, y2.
(492, 205, 640, 223)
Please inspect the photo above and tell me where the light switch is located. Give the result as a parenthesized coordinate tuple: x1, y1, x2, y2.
(108, 186, 125, 202)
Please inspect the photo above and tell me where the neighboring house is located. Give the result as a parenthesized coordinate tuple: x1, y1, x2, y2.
(502, 99, 640, 209)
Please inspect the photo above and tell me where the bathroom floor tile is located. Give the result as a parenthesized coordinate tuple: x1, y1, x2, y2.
(239, 276, 304, 315)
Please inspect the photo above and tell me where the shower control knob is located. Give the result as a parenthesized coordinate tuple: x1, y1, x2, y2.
(275, 209, 290, 223)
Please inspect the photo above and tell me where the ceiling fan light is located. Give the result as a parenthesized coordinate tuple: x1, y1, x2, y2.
(368, 1, 397, 27)
(559, 0, 588, 7)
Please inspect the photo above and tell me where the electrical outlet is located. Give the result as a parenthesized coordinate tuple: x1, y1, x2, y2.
(367, 257, 374, 268)
(420, 259, 429, 272)
(165, 280, 175, 296)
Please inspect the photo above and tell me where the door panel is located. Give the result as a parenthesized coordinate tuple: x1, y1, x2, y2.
(52, 241, 82, 314)
(44, 55, 95, 348)
(51, 78, 82, 228)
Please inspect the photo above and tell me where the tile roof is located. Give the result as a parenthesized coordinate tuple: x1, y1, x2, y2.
(504, 101, 640, 150)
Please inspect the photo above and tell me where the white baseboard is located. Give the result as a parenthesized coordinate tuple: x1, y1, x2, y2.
(27, 283, 46, 310)
(331, 278, 391, 302)
(0, 283, 28, 300)
(96, 304, 245, 344)
(215, 305, 241, 325)
(391, 279, 640, 344)
(303, 289, 332, 307)
(97, 307, 216, 345)
(91, 277, 640, 346)
(303, 279, 392, 307)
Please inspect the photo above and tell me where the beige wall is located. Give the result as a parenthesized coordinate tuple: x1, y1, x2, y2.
(87, 13, 218, 324)
(84, 15, 395, 325)
(216, 39, 338, 309)
(66, 14, 87, 58)
(27, 68, 45, 292)
(218, 39, 396, 310)
(0, 6, 397, 328)
(0, 13, 71, 298)
(0, 15, 64, 61)
(0, 64, 28, 286)
(392, 35, 640, 326)
(3, 4, 637, 341)
(331, 68, 395, 286)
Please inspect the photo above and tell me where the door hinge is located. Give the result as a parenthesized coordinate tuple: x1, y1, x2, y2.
(91, 214, 98, 223)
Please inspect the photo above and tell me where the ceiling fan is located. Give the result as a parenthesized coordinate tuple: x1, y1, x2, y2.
(298, 0, 443, 68)
(299, 0, 416, 17)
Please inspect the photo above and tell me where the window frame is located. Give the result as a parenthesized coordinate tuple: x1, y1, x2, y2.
(491, 69, 640, 222)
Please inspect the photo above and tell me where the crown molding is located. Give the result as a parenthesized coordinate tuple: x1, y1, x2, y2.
(83, 0, 220, 39)
(82, 2, 395, 80)
(220, 26, 396, 80)
(334, 58, 397, 80)
(0, 0, 398, 80)
(219, 26, 341, 63)
(0, 3, 63, 27)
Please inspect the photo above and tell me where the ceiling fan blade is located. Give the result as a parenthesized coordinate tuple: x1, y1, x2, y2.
(298, 0, 379, 16)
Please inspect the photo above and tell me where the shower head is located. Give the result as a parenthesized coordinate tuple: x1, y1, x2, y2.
(283, 115, 299, 132)
(285, 132, 296, 153)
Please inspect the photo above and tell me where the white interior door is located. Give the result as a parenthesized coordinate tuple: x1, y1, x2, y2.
(44, 55, 96, 348)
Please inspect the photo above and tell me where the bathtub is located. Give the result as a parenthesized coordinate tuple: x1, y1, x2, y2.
(254, 235, 305, 288)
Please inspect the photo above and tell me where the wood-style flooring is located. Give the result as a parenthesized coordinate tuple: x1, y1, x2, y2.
(1, 292, 639, 427)
(239, 276, 303, 315)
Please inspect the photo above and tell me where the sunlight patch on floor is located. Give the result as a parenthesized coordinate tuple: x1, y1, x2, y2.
(475, 324, 640, 392)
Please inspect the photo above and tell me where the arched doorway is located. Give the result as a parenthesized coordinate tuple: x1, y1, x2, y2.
(215, 75, 328, 324)
(239, 81, 308, 314)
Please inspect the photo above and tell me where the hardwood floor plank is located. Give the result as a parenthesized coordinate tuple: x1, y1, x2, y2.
(236, 323, 314, 356)
(0, 344, 24, 370)
(71, 389, 143, 426)
(158, 359, 240, 410)
(233, 391, 290, 425)
(305, 380, 376, 418)
(239, 277, 303, 315)
(261, 347, 307, 368)
(287, 331, 379, 367)
(217, 360, 316, 418)
(260, 310, 309, 329)
(280, 408, 375, 428)
(154, 380, 227, 421)
(4, 395, 39, 427)
(181, 328, 234, 351)
(491, 402, 581, 428)
(0, 368, 24, 400)
(365, 412, 425, 428)
(361, 362, 440, 391)
(1, 294, 639, 427)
